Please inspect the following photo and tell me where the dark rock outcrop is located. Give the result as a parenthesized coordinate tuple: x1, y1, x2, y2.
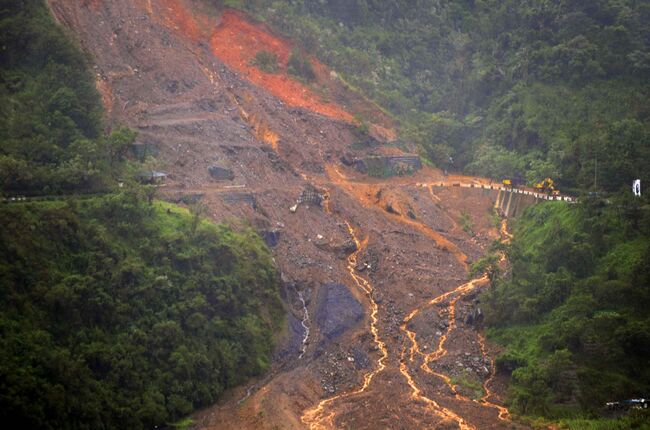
(261, 229, 281, 247)
(208, 165, 235, 181)
(315, 283, 364, 346)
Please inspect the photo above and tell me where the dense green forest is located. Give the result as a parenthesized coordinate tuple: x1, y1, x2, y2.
(224, 0, 649, 193)
(0, 196, 283, 429)
(482, 195, 650, 423)
(0, 1, 284, 428)
(0, 0, 135, 195)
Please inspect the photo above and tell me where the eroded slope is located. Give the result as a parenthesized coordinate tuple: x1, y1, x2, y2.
(48, 1, 526, 428)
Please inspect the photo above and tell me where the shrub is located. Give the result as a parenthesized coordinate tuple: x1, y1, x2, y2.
(287, 49, 316, 81)
(251, 50, 279, 73)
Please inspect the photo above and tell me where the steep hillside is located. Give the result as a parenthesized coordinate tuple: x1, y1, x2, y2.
(20, 0, 648, 429)
(0, 2, 283, 429)
(483, 197, 650, 421)
(225, 0, 650, 192)
(43, 1, 528, 429)
(0, 196, 283, 429)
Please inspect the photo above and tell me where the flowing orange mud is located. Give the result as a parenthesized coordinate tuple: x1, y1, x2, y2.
(326, 164, 470, 268)
(478, 333, 511, 420)
(399, 349, 474, 430)
(313, 163, 514, 428)
(399, 219, 514, 429)
(301, 222, 388, 430)
(383, 210, 469, 268)
(325, 162, 513, 428)
(145, 0, 153, 15)
(500, 219, 514, 243)
(399, 278, 489, 430)
(227, 90, 280, 150)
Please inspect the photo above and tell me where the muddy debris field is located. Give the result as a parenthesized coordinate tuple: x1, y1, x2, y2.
(48, 0, 528, 428)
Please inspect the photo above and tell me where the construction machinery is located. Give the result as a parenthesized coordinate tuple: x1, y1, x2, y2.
(535, 177, 560, 196)
(503, 173, 524, 189)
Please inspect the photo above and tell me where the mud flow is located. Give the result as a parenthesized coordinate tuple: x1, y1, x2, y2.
(48, 0, 530, 428)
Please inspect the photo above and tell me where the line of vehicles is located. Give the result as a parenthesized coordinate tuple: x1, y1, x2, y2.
(606, 398, 649, 410)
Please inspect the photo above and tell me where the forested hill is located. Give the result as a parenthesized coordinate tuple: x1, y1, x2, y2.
(0, 0, 108, 195)
(227, 0, 649, 193)
(0, 197, 283, 429)
(0, 1, 283, 429)
(482, 195, 650, 427)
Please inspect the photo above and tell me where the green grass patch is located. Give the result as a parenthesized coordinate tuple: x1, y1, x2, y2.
(251, 50, 280, 73)
(459, 211, 474, 235)
(558, 411, 650, 430)
(171, 418, 195, 430)
(450, 371, 485, 400)
(482, 197, 650, 418)
(222, 0, 243, 8)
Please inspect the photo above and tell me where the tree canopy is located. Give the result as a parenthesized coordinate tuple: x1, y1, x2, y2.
(227, 0, 650, 192)
(0, 2, 284, 428)
(0, 195, 283, 429)
(0, 0, 127, 194)
(483, 195, 650, 418)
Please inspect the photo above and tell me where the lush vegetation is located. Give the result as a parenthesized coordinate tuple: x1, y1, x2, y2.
(482, 196, 650, 421)
(0, 1, 284, 429)
(0, 0, 136, 195)
(450, 371, 484, 400)
(287, 49, 316, 81)
(0, 195, 283, 429)
(219, 0, 649, 192)
(557, 412, 650, 430)
(251, 50, 280, 73)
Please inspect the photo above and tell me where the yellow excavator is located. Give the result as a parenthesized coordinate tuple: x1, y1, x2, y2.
(535, 177, 560, 196)
(502, 173, 524, 189)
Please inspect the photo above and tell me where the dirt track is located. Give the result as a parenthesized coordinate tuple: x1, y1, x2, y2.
(48, 1, 529, 428)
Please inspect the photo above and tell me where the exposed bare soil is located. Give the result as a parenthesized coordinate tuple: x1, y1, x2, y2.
(48, 1, 530, 428)
(210, 10, 353, 123)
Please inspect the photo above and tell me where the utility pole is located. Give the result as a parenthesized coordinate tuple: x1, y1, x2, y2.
(594, 152, 598, 192)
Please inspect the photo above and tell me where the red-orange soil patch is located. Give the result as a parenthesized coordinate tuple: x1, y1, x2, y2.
(210, 10, 355, 123)
(157, 0, 211, 41)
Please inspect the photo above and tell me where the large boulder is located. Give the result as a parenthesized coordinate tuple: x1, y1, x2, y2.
(261, 229, 281, 248)
(208, 166, 235, 181)
(315, 283, 364, 345)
